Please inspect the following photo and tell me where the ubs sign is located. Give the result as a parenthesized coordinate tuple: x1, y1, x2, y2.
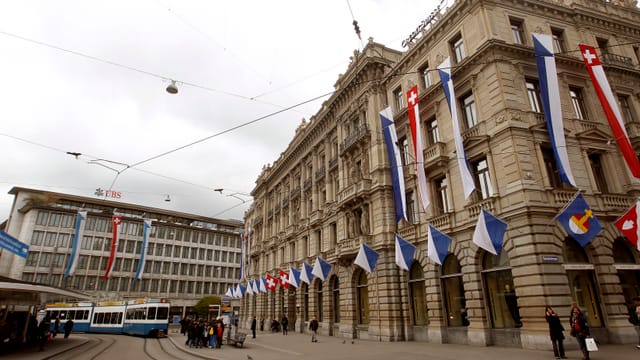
(402, 0, 446, 48)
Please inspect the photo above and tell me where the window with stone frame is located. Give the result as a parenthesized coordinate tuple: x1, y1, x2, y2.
(588, 152, 609, 193)
(509, 17, 525, 45)
(441, 254, 468, 327)
(356, 270, 369, 324)
(472, 157, 494, 200)
(409, 262, 427, 325)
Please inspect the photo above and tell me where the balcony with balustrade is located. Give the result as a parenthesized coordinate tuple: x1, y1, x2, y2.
(339, 124, 369, 155)
(337, 179, 372, 205)
(601, 53, 635, 70)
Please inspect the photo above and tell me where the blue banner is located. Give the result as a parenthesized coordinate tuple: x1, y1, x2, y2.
(0, 230, 29, 259)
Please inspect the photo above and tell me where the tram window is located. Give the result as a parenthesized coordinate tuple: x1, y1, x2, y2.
(104, 312, 112, 324)
(83, 310, 89, 320)
(126, 309, 134, 320)
(148, 307, 157, 320)
(69, 310, 76, 320)
(116, 313, 123, 324)
(59, 311, 67, 320)
(96, 313, 105, 324)
(157, 307, 168, 320)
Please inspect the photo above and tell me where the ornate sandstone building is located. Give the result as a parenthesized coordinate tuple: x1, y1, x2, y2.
(241, 0, 640, 349)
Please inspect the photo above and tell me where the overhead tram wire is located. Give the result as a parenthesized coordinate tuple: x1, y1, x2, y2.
(0, 30, 300, 111)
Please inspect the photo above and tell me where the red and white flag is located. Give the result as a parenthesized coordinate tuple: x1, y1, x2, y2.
(407, 85, 430, 211)
(279, 269, 290, 289)
(265, 273, 277, 292)
(614, 200, 640, 251)
(579, 44, 640, 180)
(103, 215, 122, 279)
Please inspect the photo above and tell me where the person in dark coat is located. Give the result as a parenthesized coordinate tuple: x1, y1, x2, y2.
(63, 318, 74, 338)
(281, 315, 288, 335)
(53, 317, 60, 338)
(37, 316, 51, 351)
(545, 306, 566, 359)
(569, 304, 590, 360)
(251, 316, 257, 338)
(309, 316, 319, 342)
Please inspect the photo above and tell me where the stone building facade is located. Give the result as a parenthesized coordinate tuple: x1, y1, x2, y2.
(0, 187, 243, 317)
(241, 0, 640, 349)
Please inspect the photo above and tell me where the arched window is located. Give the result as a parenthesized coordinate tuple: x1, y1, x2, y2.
(409, 262, 427, 325)
(481, 251, 521, 328)
(317, 282, 323, 322)
(441, 255, 468, 326)
(356, 270, 369, 324)
(613, 237, 640, 306)
(563, 237, 603, 328)
(332, 276, 340, 323)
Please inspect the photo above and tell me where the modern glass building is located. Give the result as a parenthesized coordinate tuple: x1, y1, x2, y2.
(0, 187, 243, 317)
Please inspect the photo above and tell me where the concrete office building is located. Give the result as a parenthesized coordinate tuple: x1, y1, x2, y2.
(241, 0, 640, 349)
(0, 187, 243, 317)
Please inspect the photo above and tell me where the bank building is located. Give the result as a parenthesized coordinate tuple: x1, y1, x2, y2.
(239, 0, 640, 349)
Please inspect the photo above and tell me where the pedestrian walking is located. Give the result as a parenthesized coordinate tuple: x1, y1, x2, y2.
(545, 306, 566, 359)
(251, 316, 257, 338)
(216, 319, 224, 349)
(281, 315, 289, 335)
(63, 318, 74, 339)
(208, 321, 217, 349)
(309, 316, 319, 343)
(569, 304, 590, 360)
(37, 316, 51, 351)
(53, 317, 60, 338)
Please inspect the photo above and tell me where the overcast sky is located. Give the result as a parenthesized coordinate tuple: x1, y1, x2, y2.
(0, 0, 444, 222)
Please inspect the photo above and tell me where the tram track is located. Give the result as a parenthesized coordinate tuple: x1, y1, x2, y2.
(43, 334, 115, 360)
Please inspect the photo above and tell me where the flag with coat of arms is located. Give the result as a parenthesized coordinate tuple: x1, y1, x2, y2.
(614, 200, 640, 251)
(556, 193, 602, 247)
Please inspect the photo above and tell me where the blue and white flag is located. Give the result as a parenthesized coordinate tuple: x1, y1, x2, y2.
(312, 256, 332, 281)
(234, 283, 246, 298)
(395, 234, 416, 271)
(225, 287, 233, 298)
(288, 267, 301, 288)
(133, 219, 152, 280)
(380, 107, 407, 223)
(354, 243, 379, 273)
(473, 209, 508, 255)
(299, 262, 315, 285)
(259, 277, 267, 293)
(533, 33, 576, 187)
(252, 279, 260, 294)
(438, 57, 476, 199)
(64, 210, 87, 279)
(557, 193, 602, 247)
(427, 224, 451, 265)
(246, 281, 254, 295)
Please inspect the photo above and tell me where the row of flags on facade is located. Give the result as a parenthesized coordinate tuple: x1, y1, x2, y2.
(60, 35, 640, 295)
(63, 212, 151, 281)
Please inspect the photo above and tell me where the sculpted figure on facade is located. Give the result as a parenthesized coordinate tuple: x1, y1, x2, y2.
(346, 211, 356, 238)
(360, 206, 370, 235)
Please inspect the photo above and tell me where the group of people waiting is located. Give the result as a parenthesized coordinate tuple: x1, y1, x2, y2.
(180, 318, 225, 349)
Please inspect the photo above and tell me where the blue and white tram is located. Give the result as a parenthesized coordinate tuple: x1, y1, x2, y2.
(90, 301, 126, 333)
(122, 299, 170, 337)
(45, 302, 93, 333)
(45, 298, 169, 337)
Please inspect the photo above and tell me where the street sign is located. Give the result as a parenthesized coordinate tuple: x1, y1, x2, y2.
(0, 230, 29, 258)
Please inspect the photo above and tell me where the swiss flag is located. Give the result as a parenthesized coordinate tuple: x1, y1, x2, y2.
(614, 201, 640, 250)
(265, 273, 277, 292)
(279, 269, 290, 289)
